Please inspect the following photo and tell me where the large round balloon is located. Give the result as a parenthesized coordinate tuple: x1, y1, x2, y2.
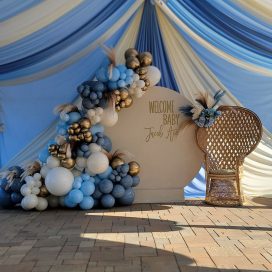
(45, 167, 74, 196)
(87, 152, 109, 174)
(146, 66, 161, 87)
(0, 188, 12, 208)
(101, 108, 118, 127)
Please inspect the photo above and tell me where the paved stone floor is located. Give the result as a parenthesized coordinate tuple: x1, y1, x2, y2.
(0, 198, 271, 272)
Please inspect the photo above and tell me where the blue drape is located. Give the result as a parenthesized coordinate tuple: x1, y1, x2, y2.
(135, 0, 179, 91)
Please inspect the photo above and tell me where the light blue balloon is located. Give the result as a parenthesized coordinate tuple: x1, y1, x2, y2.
(116, 64, 127, 73)
(126, 69, 134, 76)
(57, 128, 67, 136)
(118, 188, 135, 206)
(80, 181, 95, 196)
(68, 189, 84, 204)
(81, 173, 90, 181)
(89, 177, 95, 183)
(64, 195, 77, 208)
(125, 76, 133, 85)
(101, 135, 112, 152)
(99, 179, 113, 194)
(108, 81, 118, 90)
(112, 184, 125, 198)
(101, 194, 115, 208)
(94, 176, 101, 185)
(73, 180, 82, 189)
(38, 148, 50, 163)
(79, 196, 94, 210)
(90, 124, 104, 135)
(120, 73, 127, 80)
(68, 112, 81, 124)
(95, 67, 108, 82)
(109, 67, 120, 81)
(98, 166, 113, 179)
(117, 80, 126, 88)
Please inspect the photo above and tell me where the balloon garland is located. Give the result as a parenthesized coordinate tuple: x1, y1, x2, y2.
(0, 48, 161, 211)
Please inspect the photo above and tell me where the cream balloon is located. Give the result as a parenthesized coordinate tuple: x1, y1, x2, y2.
(21, 195, 38, 210)
(101, 107, 118, 127)
(46, 156, 60, 169)
(87, 152, 109, 174)
(146, 66, 161, 87)
(36, 197, 48, 211)
(40, 165, 50, 178)
(45, 167, 74, 196)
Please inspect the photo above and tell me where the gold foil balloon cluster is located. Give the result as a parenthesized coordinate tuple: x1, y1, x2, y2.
(110, 155, 140, 176)
(125, 48, 152, 98)
(48, 143, 76, 169)
(67, 118, 92, 142)
(113, 89, 133, 112)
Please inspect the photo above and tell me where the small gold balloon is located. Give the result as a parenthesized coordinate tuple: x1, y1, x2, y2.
(120, 90, 129, 100)
(81, 128, 89, 133)
(144, 79, 150, 87)
(68, 128, 74, 135)
(124, 96, 133, 108)
(84, 131, 92, 138)
(79, 118, 91, 129)
(129, 161, 140, 176)
(114, 90, 120, 95)
(58, 144, 66, 154)
(74, 127, 81, 134)
(61, 158, 76, 169)
(139, 52, 152, 66)
(85, 136, 92, 143)
(48, 144, 57, 152)
(142, 86, 148, 92)
(126, 57, 140, 70)
(38, 185, 49, 197)
(78, 133, 84, 140)
(116, 95, 121, 102)
(71, 123, 79, 129)
(139, 74, 147, 80)
(135, 67, 147, 75)
(120, 101, 126, 108)
(51, 151, 58, 156)
(125, 48, 138, 59)
(111, 157, 125, 169)
(57, 153, 66, 160)
(116, 105, 121, 112)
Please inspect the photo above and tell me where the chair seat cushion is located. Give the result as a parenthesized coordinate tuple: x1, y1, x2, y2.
(209, 169, 236, 175)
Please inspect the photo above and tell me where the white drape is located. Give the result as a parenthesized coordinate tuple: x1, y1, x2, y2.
(156, 7, 272, 197)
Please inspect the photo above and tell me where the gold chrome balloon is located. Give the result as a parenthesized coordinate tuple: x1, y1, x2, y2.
(125, 48, 138, 59)
(135, 67, 147, 75)
(111, 157, 125, 169)
(120, 101, 126, 108)
(71, 123, 79, 129)
(79, 118, 91, 129)
(68, 128, 74, 135)
(126, 57, 140, 70)
(116, 105, 121, 112)
(61, 158, 76, 169)
(120, 90, 129, 100)
(38, 185, 49, 197)
(57, 153, 66, 160)
(128, 161, 140, 176)
(124, 96, 133, 108)
(144, 78, 150, 87)
(139, 52, 152, 66)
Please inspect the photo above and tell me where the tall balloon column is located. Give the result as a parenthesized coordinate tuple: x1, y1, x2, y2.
(0, 48, 161, 211)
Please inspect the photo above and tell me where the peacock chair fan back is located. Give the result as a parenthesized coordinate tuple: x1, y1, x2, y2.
(196, 106, 263, 173)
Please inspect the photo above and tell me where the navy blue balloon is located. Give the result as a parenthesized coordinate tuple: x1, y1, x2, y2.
(101, 135, 112, 152)
(118, 188, 135, 206)
(120, 175, 133, 188)
(82, 98, 94, 109)
(101, 194, 115, 208)
(11, 192, 23, 204)
(132, 176, 140, 187)
(112, 184, 125, 198)
(0, 178, 12, 193)
(99, 179, 113, 194)
(92, 187, 103, 199)
(0, 188, 12, 208)
(10, 178, 23, 193)
(93, 199, 99, 208)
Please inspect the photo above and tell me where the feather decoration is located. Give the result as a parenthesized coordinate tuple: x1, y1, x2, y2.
(20, 161, 41, 181)
(212, 90, 226, 108)
(54, 104, 78, 114)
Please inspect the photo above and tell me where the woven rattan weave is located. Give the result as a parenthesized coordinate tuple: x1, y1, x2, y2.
(196, 106, 262, 206)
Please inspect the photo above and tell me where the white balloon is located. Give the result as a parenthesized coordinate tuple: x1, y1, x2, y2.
(26, 178, 35, 188)
(45, 167, 74, 196)
(133, 73, 140, 81)
(40, 165, 50, 178)
(101, 107, 118, 127)
(96, 107, 103, 115)
(76, 157, 87, 168)
(47, 195, 59, 208)
(55, 135, 66, 145)
(46, 156, 60, 169)
(93, 115, 100, 123)
(87, 109, 95, 117)
(136, 80, 145, 88)
(20, 184, 32, 196)
(33, 173, 41, 181)
(146, 66, 161, 87)
(31, 187, 40, 195)
(36, 197, 48, 211)
(87, 152, 109, 174)
(21, 195, 38, 210)
(89, 143, 101, 153)
(35, 180, 42, 188)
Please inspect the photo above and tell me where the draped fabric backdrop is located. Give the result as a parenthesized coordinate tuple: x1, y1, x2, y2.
(0, 0, 271, 198)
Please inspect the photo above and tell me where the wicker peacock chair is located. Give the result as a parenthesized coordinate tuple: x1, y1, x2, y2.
(196, 106, 263, 206)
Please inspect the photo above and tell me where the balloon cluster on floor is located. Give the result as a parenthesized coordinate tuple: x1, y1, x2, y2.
(0, 48, 161, 211)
